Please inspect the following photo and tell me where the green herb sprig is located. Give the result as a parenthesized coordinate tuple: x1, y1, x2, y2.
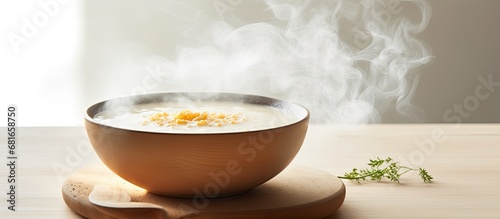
(338, 157, 433, 183)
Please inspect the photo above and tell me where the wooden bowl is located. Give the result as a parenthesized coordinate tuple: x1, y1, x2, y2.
(84, 93, 309, 197)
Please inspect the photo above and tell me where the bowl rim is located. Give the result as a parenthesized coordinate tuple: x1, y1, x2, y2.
(84, 92, 310, 135)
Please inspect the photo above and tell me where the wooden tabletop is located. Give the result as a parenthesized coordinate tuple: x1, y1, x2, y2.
(1, 124, 499, 218)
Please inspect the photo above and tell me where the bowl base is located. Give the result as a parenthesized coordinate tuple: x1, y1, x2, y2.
(147, 189, 252, 199)
(62, 164, 345, 219)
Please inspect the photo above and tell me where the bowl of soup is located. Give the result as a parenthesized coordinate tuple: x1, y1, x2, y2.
(84, 92, 309, 197)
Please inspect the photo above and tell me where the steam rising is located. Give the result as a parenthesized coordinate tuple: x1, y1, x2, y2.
(114, 0, 432, 124)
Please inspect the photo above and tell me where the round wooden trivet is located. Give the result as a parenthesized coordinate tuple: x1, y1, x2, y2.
(62, 165, 345, 219)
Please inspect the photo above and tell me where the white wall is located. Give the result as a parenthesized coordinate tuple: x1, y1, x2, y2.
(0, 0, 84, 126)
(1, 0, 499, 125)
(415, 0, 500, 123)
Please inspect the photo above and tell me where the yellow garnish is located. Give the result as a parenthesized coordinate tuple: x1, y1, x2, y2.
(144, 110, 243, 127)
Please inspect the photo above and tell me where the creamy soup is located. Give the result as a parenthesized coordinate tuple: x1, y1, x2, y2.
(93, 102, 299, 133)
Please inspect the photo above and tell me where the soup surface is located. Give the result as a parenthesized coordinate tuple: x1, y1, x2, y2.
(93, 101, 299, 133)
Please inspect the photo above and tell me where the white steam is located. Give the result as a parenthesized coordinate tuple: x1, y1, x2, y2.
(117, 0, 432, 124)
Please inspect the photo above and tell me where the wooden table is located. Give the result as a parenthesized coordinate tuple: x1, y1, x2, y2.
(1, 124, 499, 218)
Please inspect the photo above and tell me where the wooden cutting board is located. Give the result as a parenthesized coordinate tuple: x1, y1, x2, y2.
(62, 165, 345, 219)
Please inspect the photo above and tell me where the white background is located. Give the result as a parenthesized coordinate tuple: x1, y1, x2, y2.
(1, 0, 499, 126)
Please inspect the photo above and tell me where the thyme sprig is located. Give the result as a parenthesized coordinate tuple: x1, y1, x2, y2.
(338, 157, 433, 183)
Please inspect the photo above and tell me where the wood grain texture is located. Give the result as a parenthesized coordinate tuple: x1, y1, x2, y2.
(62, 165, 345, 219)
(1, 124, 500, 218)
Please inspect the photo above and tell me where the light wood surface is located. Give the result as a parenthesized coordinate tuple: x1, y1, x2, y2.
(1, 124, 500, 218)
